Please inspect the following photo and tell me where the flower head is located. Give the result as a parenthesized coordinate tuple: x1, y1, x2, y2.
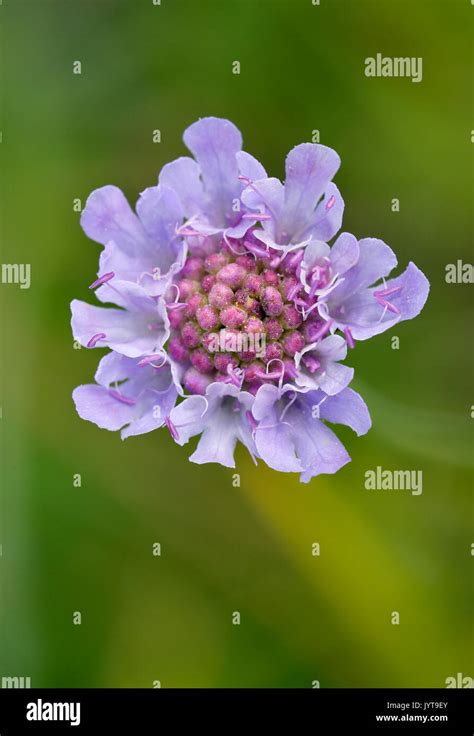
(72, 117, 429, 481)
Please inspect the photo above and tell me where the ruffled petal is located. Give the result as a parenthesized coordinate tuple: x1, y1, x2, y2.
(328, 237, 397, 302)
(136, 184, 184, 260)
(73, 384, 137, 431)
(236, 150, 267, 182)
(316, 387, 372, 436)
(280, 143, 341, 242)
(183, 117, 242, 228)
(299, 183, 344, 243)
(254, 409, 303, 473)
(71, 282, 169, 358)
(295, 335, 352, 395)
(328, 232, 360, 277)
(121, 382, 177, 439)
(81, 185, 149, 254)
(158, 157, 206, 218)
(285, 393, 351, 480)
(328, 261, 429, 340)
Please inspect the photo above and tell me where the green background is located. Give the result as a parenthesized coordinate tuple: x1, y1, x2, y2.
(0, 0, 472, 688)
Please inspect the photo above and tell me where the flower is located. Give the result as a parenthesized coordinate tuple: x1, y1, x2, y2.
(80, 184, 186, 297)
(251, 384, 371, 482)
(71, 116, 429, 482)
(73, 352, 177, 439)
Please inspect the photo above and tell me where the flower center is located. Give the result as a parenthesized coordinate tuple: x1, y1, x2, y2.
(166, 235, 329, 395)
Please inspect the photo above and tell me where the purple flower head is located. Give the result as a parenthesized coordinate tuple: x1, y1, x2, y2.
(71, 117, 429, 481)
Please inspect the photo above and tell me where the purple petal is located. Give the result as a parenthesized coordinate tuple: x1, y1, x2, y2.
(169, 395, 209, 445)
(73, 384, 137, 431)
(254, 411, 303, 473)
(329, 261, 429, 340)
(328, 232, 360, 277)
(94, 351, 140, 386)
(329, 237, 397, 302)
(158, 157, 206, 218)
(236, 150, 267, 182)
(252, 383, 282, 421)
(121, 383, 178, 439)
(135, 185, 184, 268)
(316, 387, 372, 436)
(281, 143, 341, 241)
(302, 183, 344, 243)
(71, 288, 169, 358)
(81, 185, 148, 253)
(285, 395, 350, 479)
(183, 117, 242, 227)
(295, 335, 353, 395)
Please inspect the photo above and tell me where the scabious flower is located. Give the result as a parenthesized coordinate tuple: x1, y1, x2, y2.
(71, 117, 429, 482)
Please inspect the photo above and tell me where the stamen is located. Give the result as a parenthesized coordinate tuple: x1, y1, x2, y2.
(374, 285, 402, 299)
(279, 391, 297, 422)
(177, 227, 202, 236)
(325, 195, 336, 210)
(344, 327, 355, 349)
(165, 416, 180, 441)
(226, 364, 244, 387)
(89, 272, 115, 289)
(242, 240, 269, 258)
(310, 319, 334, 342)
(87, 333, 106, 348)
(108, 389, 136, 405)
(137, 353, 166, 368)
(374, 294, 401, 315)
(302, 355, 320, 374)
(287, 282, 301, 301)
(223, 231, 249, 256)
(242, 213, 271, 220)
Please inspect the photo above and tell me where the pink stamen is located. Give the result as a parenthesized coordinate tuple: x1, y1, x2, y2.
(177, 227, 202, 236)
(165, 416, 180, 441)
(242, 213, 271, 221)
(137, 354, 166, 368)
(226, 364, 243, 387)
(288, 283, 301, 301)
(166, 301, 187, 311)
(242, 241, 269, 258)
(344, 327, 355, 349)
(108, 389, 136, 405)
(374, 285, 402, 299)
(238, 175, 252, 184)
(310, 319, 334, 342)
(302, 355, 320, 374)
(255, 369, 282, 380)
(325, 195, 336, 210)
(87, 333, 106, 348)
(375, 295, 401, 315)
(89, 272, 115, 289)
